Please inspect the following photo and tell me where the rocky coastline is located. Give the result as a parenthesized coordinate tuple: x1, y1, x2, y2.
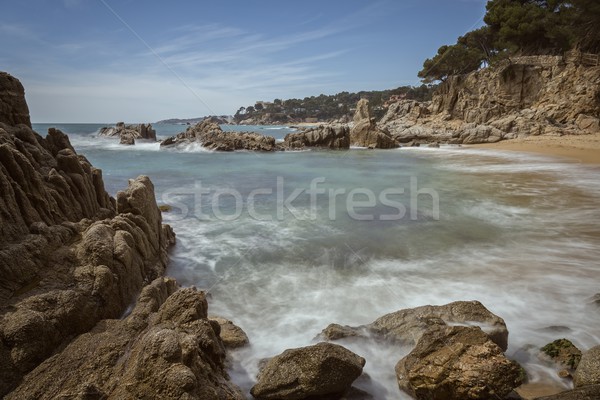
(3, 68, 600, 399)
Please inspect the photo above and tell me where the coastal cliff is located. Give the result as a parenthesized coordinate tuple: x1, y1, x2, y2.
(0, 72, 242, 399)
(381, 53, 600, 144)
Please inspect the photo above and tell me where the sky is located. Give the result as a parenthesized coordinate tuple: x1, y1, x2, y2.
(0, 0, 487, 122)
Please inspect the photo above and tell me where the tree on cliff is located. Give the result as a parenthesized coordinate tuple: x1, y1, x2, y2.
(484, 0, 573, 55)
(569, 0, 600, 53)
(418, 0, 600, 83)
(418, 43, 486, 83)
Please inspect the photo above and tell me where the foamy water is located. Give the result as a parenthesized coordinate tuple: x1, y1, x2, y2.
(34, 124, 600, 399)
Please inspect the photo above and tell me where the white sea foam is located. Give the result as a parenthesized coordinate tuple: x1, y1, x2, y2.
(62, 127, 600, 400)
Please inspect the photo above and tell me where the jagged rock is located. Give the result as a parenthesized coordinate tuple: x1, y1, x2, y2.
(250, 342, 365, 400)
(120, 132, 135, 145)
(0, 72, 178, 397)
(0, 71, 31, 127)
(319, 300, 509, 352)
(209, 316, 249, 349)
(534, 384, 600, 400)
(5, 278, 244, 400)
(395, 325, 524, 400)
(283, 124, 350, 149)
(380, 56, 600, 144)
(99, 122, 157, 141)
(574, 345, 600, 387)
(350, 99, 398, 149)
(161, 119, 276, 151)
(540, 339, 582, 371)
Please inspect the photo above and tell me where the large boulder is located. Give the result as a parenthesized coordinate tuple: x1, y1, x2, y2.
(0, 71, 31, 127)
(395, 325, 524, 400)
(350, 99, 398, 149)
(283, 124, 350, 149)
(574, 345, 600, 387)
(250, 342, 365, 400)
(319, 300, 509, 352)
(5, 279, 244, 400)
(161, 119, 276, 151)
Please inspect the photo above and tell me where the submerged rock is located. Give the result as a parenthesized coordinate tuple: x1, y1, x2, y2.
(540, 339, 582, 371)
(319, 300, 509, 351)
(395, 325, 524, 400)
(250, 342, 365, 400)
(161, 118, 277, 151)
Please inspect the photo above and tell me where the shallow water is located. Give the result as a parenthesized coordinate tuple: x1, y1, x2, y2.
(34, 123, 600, 399)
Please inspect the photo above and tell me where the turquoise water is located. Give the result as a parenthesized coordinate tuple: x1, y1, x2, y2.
(33, 123, 600, 399)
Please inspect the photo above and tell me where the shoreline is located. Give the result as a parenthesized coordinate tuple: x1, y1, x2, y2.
(470, 133, 600, 165)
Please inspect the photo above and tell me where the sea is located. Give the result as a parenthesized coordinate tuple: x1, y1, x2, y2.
(33, 123, 600, 399)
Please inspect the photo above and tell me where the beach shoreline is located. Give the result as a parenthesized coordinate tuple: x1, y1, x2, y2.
(470, 133, 600, 165)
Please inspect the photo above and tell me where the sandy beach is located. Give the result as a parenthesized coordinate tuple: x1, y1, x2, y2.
(471, 133, 600, 165)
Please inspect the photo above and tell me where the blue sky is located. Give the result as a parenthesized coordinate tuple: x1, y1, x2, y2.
(1, 0, 487, 122)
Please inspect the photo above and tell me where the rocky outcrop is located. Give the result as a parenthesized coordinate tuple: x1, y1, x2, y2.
(319, 300, 509, 351)
(574, 345, 600, 387)
(161, 118, 277, 151)
(250, 342, 365, 400)
(350, 99, 398, 149)
(210, 316, 250, 349)
(283, 124, 350, 149)
(99, 122, 157, 142)
(395, 325, 524, 400)
(0, 71, 31, 128)
(6, 278, 244, 400)
(380, 55, 600, 144)
(540, 339, 582, 372)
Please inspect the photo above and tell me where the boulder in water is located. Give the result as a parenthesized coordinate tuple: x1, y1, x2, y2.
(250, 342, 365, 400)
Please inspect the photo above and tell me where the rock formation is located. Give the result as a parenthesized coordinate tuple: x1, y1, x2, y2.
(395, 325, 523, 400)
(250, 342, 365, 400)
(0, 71, 243, 398)
(319, 300, 509, 351)
(319, 301, 521, 400)
(0, 72, 31, 128)
(540, 339, 582, 374)
(283, 124, 350, 149)
(161, 118, 277, 151)
(380, 54, 600, 144)
(6, 279, 244, 400)
(209, 316, 250, 349)
(349, 99, 398, 149)
(99, 122, 157, 142)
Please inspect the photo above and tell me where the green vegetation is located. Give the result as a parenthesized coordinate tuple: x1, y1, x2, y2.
(419, 0, 600, 83)
(233, 85, 436, 123)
